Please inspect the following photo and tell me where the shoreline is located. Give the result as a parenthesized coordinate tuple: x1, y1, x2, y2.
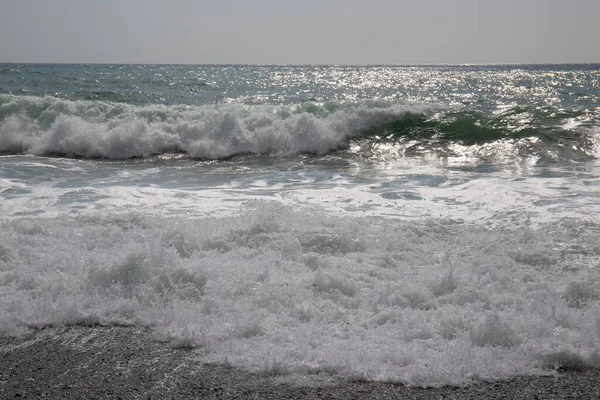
(1, 325, 599, 399)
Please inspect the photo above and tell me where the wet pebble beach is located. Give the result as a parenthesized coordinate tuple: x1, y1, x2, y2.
(1, 326, 599, 400)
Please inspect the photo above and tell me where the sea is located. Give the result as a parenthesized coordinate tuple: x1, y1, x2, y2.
(1, 64, 599, 386)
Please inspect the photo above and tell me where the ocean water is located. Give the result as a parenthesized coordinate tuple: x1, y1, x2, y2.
(1, 64, 600, 386)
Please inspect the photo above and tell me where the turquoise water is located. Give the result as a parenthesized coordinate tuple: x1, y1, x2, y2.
(1, 64, 599, 385)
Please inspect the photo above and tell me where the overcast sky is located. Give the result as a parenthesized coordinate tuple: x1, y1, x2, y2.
(1, 0, 598, 64)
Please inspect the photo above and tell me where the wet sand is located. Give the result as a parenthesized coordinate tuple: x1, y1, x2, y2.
(1, 325, 599, 399)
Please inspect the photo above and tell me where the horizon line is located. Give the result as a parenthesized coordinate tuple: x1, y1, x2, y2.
(1, 62, 600, 67)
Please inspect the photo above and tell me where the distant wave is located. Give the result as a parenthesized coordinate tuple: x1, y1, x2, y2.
(0, 94, 597, 162)
(0, 68, 19, 75)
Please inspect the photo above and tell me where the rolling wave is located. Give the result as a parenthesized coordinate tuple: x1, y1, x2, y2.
(359, 107, 599, 163)
(0, 94, 597, 162)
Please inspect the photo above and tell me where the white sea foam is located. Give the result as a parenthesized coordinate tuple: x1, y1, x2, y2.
(0, 203, 598, 386)
(1, 152, 599, 226)
(0, 95, 436, 159)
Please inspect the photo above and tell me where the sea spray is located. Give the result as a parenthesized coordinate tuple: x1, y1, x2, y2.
(1, 205, 599, 384)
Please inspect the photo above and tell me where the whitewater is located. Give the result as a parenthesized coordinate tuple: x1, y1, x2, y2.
(1, 64, 599, 386)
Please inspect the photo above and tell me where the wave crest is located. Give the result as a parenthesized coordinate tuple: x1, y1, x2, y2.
(1, 95, 597, 163)
(0, 95, 436, 159)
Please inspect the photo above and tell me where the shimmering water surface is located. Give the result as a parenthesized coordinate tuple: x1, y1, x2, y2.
(1, 64, 599, 386)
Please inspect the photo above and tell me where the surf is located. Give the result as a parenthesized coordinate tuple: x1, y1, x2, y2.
(1, 94, 598, 164)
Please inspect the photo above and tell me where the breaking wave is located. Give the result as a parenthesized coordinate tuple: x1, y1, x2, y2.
(0, 94, 598, 162)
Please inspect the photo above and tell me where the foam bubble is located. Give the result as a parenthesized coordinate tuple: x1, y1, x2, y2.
(0, 203, 599, 385)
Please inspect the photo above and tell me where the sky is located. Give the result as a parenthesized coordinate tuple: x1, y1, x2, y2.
(1, 0, 599, 64)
